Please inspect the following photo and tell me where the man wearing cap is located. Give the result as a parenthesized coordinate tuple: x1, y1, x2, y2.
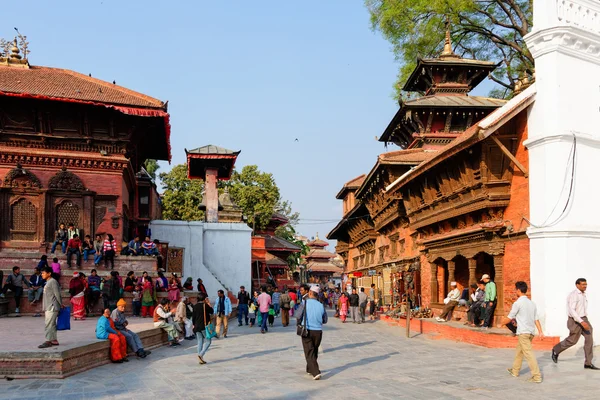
(111, 299, 151, 358)
(481, 274, 497, 329)
(436, 282, 461, 322)
(299, 285, 328, 380)
(237, 286, 251, 327)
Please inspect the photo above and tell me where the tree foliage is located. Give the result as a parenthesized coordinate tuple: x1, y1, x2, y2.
(158, 164, 204, 221)
(226, 165, 281, 231)
(366, 0, 533, 99)
(144, 159, 160, 181)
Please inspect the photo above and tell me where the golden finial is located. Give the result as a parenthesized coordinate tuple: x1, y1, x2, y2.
(440, 19, 459, 59)
(9, 37, 21, 60)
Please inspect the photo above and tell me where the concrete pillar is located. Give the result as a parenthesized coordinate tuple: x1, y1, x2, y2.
(525, 0, 600, 342)
(204, 168, 219, 223)
(468, 258, 477, 286)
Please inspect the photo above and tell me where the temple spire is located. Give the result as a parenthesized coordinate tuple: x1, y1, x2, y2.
(9, 37, 21, 60)
(440, 19, 459, 59)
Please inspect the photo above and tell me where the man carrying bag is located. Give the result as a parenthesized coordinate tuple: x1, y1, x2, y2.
(297, 285, 328, 380)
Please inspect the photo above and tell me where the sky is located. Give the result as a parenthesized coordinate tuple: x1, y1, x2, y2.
(4, 0, 494, 245)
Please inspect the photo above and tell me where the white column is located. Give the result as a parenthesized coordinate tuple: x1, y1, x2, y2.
(525, 0, 600, 343)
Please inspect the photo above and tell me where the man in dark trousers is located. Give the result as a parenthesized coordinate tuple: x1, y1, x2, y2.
(348, 288, 360, 323)
(237, 285, 251, 327)
(552, 278, 599, 370)
(481, 274, 497, 329)
(298, 285, 328, 380)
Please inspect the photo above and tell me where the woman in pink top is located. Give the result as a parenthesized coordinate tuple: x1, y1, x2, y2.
(257, 287, 272, 334)
(51, 257, 61, 285)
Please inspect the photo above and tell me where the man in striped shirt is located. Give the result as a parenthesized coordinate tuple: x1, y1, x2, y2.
(552, 278, 598, 370)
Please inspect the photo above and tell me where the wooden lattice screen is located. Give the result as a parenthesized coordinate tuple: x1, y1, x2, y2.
(57, 201, 80, 227)
(10, 199, 36, 240)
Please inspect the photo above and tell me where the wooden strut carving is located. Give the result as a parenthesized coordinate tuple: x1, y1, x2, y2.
(1, 164, 42, 188)
(48, 168, 86, 191)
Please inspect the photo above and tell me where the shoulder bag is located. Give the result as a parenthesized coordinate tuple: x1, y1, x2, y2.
(296, 300, 309, 338)
(204, 304, 217, 339)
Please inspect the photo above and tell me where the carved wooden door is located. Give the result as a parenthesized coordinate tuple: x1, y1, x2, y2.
(56, 200, 81, 229)
(10, 198, 37, 241)
(167, 247, 184, 275)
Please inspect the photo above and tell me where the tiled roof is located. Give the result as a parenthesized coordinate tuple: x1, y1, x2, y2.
(404, 95, 507, 108)
(265, 253, 289, 267)
(0, 65, 165, 108)
(385, 84, 536, 193)
(307, 261, 343, 273)
(264, 235, 302, 252)
(307, 238, 329, 248)
(305, 248, 336, 260)
(186, 145, 240, 155)
(336, 174, 366, 199)
(378, 149, 432, 164)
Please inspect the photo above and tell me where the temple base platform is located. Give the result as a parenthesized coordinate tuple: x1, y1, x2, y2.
(0, 318, 169, 379)
(380, 314, 559, 350)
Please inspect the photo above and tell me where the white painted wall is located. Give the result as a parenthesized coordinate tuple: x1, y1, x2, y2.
(149, 220, 252, 298)
(525, 0, 600, 343)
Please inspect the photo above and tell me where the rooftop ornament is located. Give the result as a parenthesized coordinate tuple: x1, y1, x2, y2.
(0, 28, 30, 68)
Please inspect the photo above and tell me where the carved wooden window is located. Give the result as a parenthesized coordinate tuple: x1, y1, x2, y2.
(360, 254, 366, 268)
(486, 142, 508, 181)
(10, 199, 36, 241)
(57, 201, 80, 227)
(399, 239, 406, 255)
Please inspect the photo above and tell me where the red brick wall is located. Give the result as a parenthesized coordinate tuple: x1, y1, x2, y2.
(501, 110, 531, 311)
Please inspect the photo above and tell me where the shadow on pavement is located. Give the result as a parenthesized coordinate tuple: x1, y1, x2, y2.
(324, 340, 376, 353)
(324, 351, 400, 379)
(208, 346, 296, 364)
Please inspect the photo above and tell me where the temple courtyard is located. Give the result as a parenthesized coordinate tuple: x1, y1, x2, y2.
(0, 312, 599, 399)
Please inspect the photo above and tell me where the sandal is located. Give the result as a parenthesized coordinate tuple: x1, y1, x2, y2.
(38, 341, 52, 349)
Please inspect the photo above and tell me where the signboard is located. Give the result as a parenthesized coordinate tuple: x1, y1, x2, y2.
(368, 269, 377, 276)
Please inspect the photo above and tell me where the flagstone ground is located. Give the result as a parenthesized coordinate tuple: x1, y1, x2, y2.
(0, 311, 598, 399)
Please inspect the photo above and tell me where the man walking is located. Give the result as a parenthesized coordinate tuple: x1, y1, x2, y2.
(504, 281, 544, 383)
(38, 266, 62, 348)
(348, 288, 359, 323)
(369, 284, 377, 320)
(257, 286, 272, 334)
(552, 278, 599, 370)
(358, 287, 368, 323)
(481, 274, 497, 329)
(299, 285, 328, 380)
(279, 289, 292, 327)
(237, 286, 250, 326)
(272, 287, 281, 317)
(214, 289, 232, 338)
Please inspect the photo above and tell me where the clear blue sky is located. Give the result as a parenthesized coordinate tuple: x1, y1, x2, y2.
(5, 0, 493, 245)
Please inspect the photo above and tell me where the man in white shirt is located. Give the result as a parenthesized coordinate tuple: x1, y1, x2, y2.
(552, 278, 598, 370)
(436, 282, 461, 322)
(503, 281, 544, 383)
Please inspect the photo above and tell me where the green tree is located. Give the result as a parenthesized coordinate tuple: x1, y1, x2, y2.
(144, 159, 160, 181)
(158, 164, 204, 221)
(366, 0, 533, 98)
(226, 165, 281, 231)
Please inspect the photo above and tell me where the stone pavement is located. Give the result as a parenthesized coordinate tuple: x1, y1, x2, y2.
(1, 311, 599, 399)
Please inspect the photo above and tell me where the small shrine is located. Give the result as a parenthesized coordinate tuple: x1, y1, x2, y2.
(303, 235, 342, 284)
(185, 145, 240, 223)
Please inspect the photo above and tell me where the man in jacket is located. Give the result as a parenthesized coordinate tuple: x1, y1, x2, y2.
(348, 288, 360, 323)
(0, 266, 31, 314)
(111, 299, 151, 358)
(299, 285, 328, 380)
(175, 296, 195, 340)
(237, 286, 251, 327)
(51, 223, 68, 254)
(28, 266, 45, 306)
(481, 274, 497, 329)
(38, 266, 62, 348)
(214, 290, 232, 338)
(279, 289, 292, 327)
(358, 287, 368, 323)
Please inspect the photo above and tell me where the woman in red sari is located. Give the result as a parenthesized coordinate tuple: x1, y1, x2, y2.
(339, 292, 349, 323)
(69, 272, 86, 320)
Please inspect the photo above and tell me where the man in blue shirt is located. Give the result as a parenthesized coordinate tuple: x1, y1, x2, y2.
(299, 285, 328, 380)
(214, 290, 232, 338)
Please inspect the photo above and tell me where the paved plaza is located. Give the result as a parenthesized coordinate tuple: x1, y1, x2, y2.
(1, 311, 599, 399)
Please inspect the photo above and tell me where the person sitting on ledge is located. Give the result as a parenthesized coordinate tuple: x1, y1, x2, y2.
(436, 282, 461, 322)
(183, 277, 194, 290)
(156, 271, 168, 293)
(141, 236, 159, 256)
(128, 236, 141, 256)
(154, 298, 180, 347)
(96, 308, 128, 363)
(111, 299, 151, 358)
(28, 266, 45, 309)
(0, 266, 31, 314)
(66, 234, 82, 269)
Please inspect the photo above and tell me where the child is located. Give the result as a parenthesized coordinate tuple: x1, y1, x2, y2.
(132, 285, 142, 317)
(268, 305, 275, 327)
(249, 303, 257, 327)
(51, 257, 61, 284)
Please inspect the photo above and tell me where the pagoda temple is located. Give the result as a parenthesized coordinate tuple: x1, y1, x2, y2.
(329, 27, 533, 326)
(0, 40, 170, 250)
(303, 235, 342, 284)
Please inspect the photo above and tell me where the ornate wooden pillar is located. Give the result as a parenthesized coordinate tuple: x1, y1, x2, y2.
(430, 262, 438, 303)
(447, 259, 456, 289)
(468, 258, 477, 285)
(493, 254, 504, 317)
